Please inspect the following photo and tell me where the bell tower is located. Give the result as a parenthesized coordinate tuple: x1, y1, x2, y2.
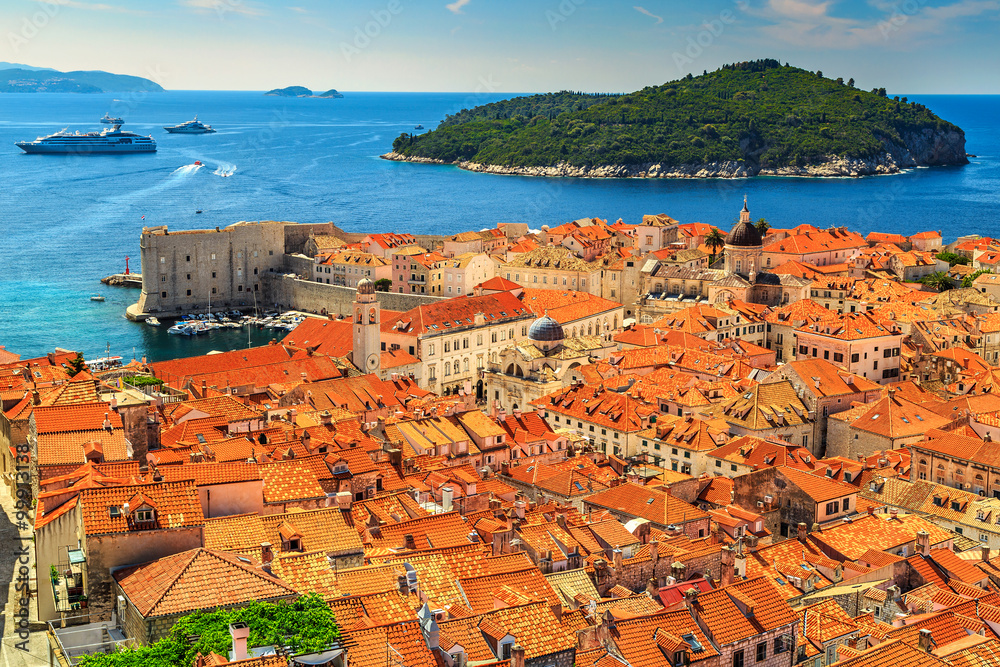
(353, 279, 381, 375)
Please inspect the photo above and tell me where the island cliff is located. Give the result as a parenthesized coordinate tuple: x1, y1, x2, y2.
(383, 60, 967, 179)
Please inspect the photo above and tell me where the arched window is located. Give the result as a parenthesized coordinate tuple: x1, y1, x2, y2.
(463, 358, 469, 372)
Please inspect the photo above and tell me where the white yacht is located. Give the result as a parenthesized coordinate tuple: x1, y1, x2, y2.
(163, 116, 216, 134)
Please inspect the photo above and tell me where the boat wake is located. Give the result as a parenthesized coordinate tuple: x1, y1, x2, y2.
(173, 163, 203, 176)
(213, 163, 237, 177)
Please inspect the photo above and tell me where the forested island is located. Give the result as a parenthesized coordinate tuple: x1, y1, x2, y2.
(0, 66, 164, 93)
(265, 86, 343, 98)
(383, 60, 968, 178)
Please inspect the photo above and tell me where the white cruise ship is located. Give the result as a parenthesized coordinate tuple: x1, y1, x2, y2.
(16, 121, 157, 154)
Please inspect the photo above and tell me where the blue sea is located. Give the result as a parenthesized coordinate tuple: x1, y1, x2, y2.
(0, 91, 998, 362)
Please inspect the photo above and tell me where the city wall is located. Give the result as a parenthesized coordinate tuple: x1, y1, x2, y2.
(260, 273, 442, 317)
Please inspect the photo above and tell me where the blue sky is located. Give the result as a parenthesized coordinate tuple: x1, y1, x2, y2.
(2, 0, 998, 93)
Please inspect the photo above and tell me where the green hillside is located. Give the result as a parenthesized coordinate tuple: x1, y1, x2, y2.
(0, 68, 164, 92)
(389, 60, 965, 172)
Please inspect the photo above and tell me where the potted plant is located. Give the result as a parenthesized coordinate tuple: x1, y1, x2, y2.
(50, 565, 59, 584)
(79, 595, 88, 609)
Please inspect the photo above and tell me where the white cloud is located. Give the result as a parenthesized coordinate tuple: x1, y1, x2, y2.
(446, 0, 471, 14)
(633, 5, 664, 24)
(287, 5, 308, 13)
(749, 0, 1000, 49)
(178, 0, 267, 18)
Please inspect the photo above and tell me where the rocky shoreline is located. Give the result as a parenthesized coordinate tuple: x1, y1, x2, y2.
(381, 128, 968, 179)
(381, 151, 955, 178)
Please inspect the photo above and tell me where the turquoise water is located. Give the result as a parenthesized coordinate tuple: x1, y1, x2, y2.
(0, 91, 998, 361)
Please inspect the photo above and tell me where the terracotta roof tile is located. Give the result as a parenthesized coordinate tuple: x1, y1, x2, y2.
(113, 548, 297, 618)
(79, 480, 203, 536)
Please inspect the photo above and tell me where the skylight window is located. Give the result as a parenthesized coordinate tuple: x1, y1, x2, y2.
(646, 498, 655, 504)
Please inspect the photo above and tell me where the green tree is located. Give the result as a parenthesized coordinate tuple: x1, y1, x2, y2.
(963, 269, 993, 288)
(936, 251, 970, 266)
(67, 353, 86, 378)
(919, 271, 955, 292)
(705, 228, 726, 263)
(754, 218, 771, 235)
(78, 595, 339, 667)
(373, 278, 392, 292)
(847, 78, 855, 87)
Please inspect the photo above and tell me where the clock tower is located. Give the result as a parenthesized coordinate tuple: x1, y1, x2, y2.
(353, 278, 381, 375)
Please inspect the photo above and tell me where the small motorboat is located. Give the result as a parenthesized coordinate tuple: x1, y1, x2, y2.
(167, 323, 192, 335)
(90, 295, 105, 302)
(146, 317, 161, 327)
(194, 160, 202, 165)
(195, 210, 203, 214)
(414, 124, 424, 130)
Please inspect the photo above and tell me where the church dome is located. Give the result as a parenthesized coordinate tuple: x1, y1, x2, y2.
(357, 278, 375, 295)
(726, 199, 762, 247)
(528, 314, 564, 343)
(725, 220, 762, 247)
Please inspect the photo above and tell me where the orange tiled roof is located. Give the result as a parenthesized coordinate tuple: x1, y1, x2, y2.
(79, 479, 204, 536)
(259, 459, 327, 503)
(113, 548, 297, 618)
(583, 483, 708, 526)
(693, 576, 798, 645)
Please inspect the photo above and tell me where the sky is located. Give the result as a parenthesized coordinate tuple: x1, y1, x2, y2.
(1, 0, 998, 93)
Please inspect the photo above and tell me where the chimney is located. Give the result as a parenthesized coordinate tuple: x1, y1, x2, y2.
(404, 534, 416, 550)
(441, 486, 454, 512)
(514, 500, 525, 520)
(646, 577, 659, 597)
(229, 623, 249, 661)
(797, 522, 808, 544)
(336, 491, 352, 510)
(918, 629, 933, 653)
(260, 542, 273, 565)
(671, 560, 686, 580)
(720, 546, 736, 586)
(320, 410, 333, 426)
(398, 574, 409, 595)
(916, 529, 930, 557)
(511, 645, 525, 667)
(683, 587, 699, 610)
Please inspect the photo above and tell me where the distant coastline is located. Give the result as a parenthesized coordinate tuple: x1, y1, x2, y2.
(0, 66, 163, 93)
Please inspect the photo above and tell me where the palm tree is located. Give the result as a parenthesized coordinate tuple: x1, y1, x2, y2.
(921, 271, 954, 292)
(755, 217, 770, 235)
(705, 228, 726, 263)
